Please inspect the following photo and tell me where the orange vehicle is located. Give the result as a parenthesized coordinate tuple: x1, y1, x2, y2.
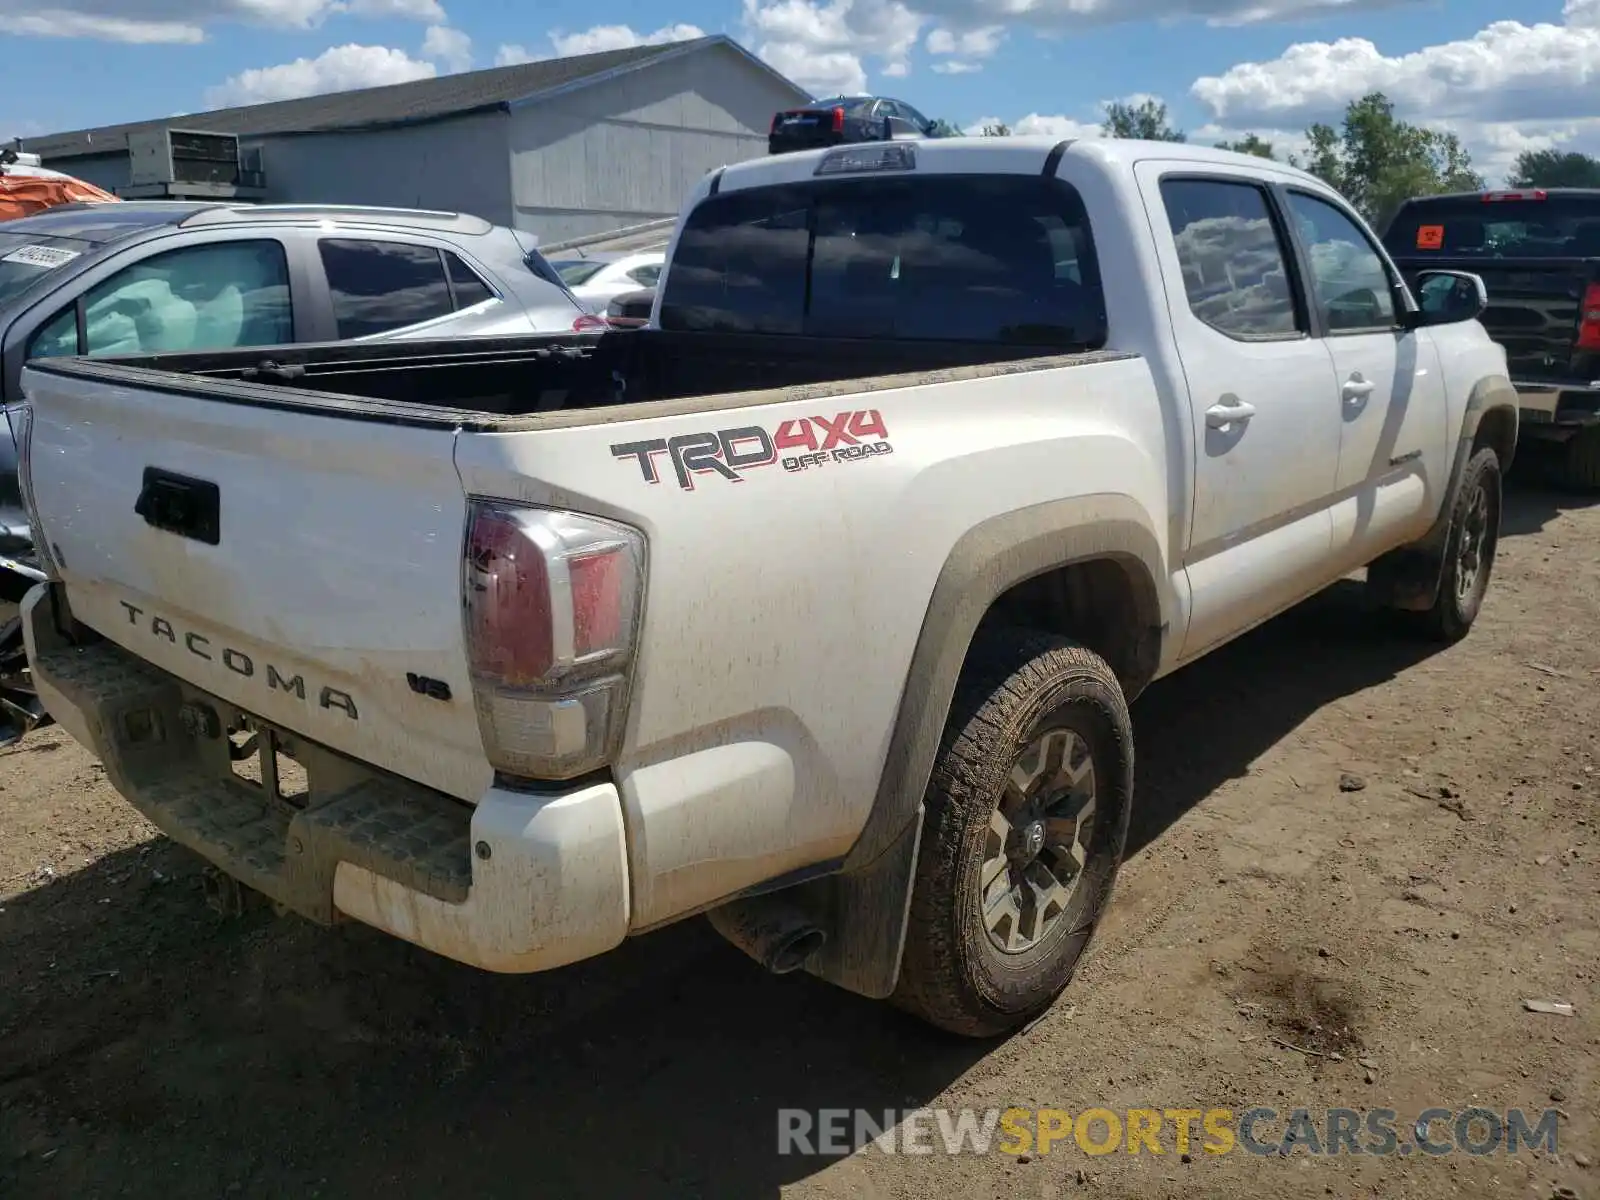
(0, 149, 119, 220)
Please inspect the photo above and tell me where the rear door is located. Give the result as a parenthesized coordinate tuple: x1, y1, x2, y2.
(1282, 186, 1447, 560)
(21, 362, 490, 802)
(1138, 168, 1344, 660)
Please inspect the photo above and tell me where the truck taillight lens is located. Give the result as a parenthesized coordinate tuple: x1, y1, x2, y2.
(3, 401, 60, 580)
(463, 502, 645, 781)
(1578, 283, 1600, 350)
(832, 106, 845, 133)
(573, 313, 609, 333)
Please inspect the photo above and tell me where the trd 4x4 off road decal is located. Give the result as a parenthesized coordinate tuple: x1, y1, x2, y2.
(611, 409, 893, 491)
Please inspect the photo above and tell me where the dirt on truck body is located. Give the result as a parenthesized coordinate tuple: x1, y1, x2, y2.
(0, 473, 1595, 1199)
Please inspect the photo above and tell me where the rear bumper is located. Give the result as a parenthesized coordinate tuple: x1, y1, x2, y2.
(21, 583, 630, 974)
(1511, 380, 1600, 428)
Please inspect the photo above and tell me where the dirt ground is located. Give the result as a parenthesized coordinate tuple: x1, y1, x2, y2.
(1, 456, 1596, 1200)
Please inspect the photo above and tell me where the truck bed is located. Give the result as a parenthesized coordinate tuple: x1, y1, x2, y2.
(31, 328, 1111, 428)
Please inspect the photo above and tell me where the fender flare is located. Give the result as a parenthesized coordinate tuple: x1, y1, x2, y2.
(795, 493, 1173, 1000)
(1370, 374, 1519, 609)
(846, 492, 1173, 871)
(1425, 374, 1520, 553)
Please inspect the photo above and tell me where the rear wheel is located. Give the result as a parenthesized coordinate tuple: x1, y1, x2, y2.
(892, 630, 1133, 1038)
(1414, 446, 1501, 643)
(1557, 426, 1600, 491)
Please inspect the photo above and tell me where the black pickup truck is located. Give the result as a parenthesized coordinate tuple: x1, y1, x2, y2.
(1384, 188, 1600, 488)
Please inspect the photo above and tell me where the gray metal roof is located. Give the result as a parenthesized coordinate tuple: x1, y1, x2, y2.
(23, 35, 804, 160)
(537, 217, 677, 256)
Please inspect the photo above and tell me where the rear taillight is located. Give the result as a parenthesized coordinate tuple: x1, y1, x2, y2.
(832, 106, 845, 133)
(573, 313, 608, 333)
(1577, 283, 1600, 350)
(4, 401, 60, 580)
(463, 502, 645, 781)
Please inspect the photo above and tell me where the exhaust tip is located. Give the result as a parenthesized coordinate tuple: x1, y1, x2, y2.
(765, 926, 827, 975)
(706, 894, 828, 976)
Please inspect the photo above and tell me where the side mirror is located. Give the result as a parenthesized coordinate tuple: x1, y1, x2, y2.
(1405, 269, 1488, 329)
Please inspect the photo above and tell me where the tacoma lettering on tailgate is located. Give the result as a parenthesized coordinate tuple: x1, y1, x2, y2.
(117, 600, 359, 720)
(611, 409, 893, 491)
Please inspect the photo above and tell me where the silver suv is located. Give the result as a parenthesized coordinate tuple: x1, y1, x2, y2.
(0, 200, 602, 544)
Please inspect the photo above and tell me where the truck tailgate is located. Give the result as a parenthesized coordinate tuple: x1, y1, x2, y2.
(22, 367, 491, 803)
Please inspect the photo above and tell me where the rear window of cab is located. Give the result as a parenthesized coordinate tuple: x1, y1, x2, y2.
(658, 174, 1107, 350)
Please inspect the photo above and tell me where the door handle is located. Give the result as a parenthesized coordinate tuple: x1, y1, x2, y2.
(1205, 400, 1257, 429)
(1343, 375, 1376, 401)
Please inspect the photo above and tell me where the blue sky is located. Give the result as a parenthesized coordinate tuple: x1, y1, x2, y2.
(1, 0, 1594, 182)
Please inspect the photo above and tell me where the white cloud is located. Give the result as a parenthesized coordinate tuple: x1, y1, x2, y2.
(1190, 1, 1600, 185)
(205, 42, 437, 107)
(741, 0, 1396, 96)
(421, 23, 471, 72)
(338, 0, 443, 16)
(743, 0, 921, 95)
(906, 0, 1412, 30)
(925, 24, 1002, 55)
(932, 59, 981, 73)
(760, 41, 867, 94)
(964, 112, 1103, 137)
(0, 10, 204, 42)
(547, 22, 705, 57)
(0, 0, 442, 44)
(1193, 9, 1600, 126)
(494, 43, 538, 66)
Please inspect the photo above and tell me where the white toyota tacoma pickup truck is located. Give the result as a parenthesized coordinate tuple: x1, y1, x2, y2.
(14, 138, 1516, 1037)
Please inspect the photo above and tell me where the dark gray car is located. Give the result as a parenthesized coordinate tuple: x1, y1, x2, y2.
(0, 200, 600, 545)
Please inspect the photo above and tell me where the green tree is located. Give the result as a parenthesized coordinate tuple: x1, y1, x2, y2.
(981, 122, 1012, 137)
(925, 118, 964, 139)
(1301, 93, 1483, 228)
(1215, 133, 1277, 160)
(1509, 149, 1600, 189)
(1102, 98, 1186, 142)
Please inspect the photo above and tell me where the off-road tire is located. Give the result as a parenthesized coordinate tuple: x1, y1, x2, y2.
(1557, 426, 1600, 491)
(891, 629, 1134, 1038)
(1415, 446, 1502, 643)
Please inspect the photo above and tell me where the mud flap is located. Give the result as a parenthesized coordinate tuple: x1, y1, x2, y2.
(798, 804, 924, 1001)
(1365, 547, 1445, 613)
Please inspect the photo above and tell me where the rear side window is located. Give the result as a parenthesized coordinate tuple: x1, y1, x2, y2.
(1161, 178, 1300, 340)
(1385, 196, 1600, 259)
(319, 239, 454, 338)
(628, 263, 662, 288)
(445, 252, 494, 308)
(523, 250, 571, 290)
(659, 175, 1106, 347)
